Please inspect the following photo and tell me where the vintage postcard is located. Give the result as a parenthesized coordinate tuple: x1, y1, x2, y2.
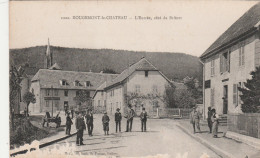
(8, 0, 260, 158)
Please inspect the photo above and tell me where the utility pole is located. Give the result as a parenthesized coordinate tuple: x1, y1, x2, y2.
(51, 85, 53, 117)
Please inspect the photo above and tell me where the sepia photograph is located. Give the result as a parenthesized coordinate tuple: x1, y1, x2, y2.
(7, 1, 260, 158)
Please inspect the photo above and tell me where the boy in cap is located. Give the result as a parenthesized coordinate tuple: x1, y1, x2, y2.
(115, 108, 122, 132)
(102, 112, 110, 135)
(140, 107, 148, 132)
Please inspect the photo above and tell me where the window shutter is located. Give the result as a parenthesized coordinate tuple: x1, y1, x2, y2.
(239, 47, 242, 66)
(242, 46, 245, 66)
(220, 54, 223, 73)
(227, 51, 230, 72)
(210, 88, 215, 106)
(233, 84, 237, 106)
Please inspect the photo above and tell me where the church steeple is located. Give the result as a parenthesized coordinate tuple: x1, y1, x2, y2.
(44, 38, 53, 69)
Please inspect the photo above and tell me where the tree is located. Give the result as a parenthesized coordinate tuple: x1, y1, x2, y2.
(238, 67, 260, 113)
(102, 68, 117, 74)
(22, 91, 36, 116)
(74, 90, 92, 110)
(174, 89, 196, 108)
(184, 77, 203, 104)
(10, 65, 25, 130)
(163, 84, 177, 108)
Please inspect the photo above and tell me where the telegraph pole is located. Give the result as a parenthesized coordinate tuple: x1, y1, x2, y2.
(51, 85, 53, 117)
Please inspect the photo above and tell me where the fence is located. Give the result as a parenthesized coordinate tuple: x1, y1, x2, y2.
(151, 108, 192, 119)
(227, 113, 260, 139)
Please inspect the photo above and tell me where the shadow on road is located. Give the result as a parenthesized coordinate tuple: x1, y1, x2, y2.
(75, 145, 127, 152)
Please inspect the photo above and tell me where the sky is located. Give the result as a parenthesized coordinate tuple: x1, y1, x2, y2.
(9, 1, 258, 57)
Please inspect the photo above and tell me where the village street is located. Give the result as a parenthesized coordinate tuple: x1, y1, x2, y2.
(43, 114, 220, 158)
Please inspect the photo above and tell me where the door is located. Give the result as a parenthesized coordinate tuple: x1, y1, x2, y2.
(223, 85, 228, 114)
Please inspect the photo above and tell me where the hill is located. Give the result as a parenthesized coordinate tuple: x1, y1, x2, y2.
(9, 46, 202, 82)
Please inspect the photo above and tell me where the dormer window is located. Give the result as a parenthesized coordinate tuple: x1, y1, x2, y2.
(85, 81, 91, 87)
(74, 80, 82, 86)
(60, 80, 69, 86)
(145, 71, 148, 77)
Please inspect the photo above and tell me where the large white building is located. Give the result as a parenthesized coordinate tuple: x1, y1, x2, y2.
(200, 3, 260, 116)
(93, 57, 174, 115)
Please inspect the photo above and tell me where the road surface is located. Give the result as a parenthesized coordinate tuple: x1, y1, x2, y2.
(44, 115, 220, 158)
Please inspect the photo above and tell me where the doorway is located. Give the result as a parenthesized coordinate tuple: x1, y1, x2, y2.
(223, 85, 228, 114)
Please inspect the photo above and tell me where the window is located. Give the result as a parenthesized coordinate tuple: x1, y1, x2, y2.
(98, 100, 101, 106)
(54, 90, 58, 96)
(104, 100, 106, 107)
(210, 88, 215, 106)
(55, 100, 59, 108)
(61, 80, 69, 86)
(45, 100, 49, 107)
(233, 84, 238, 107)
(64, 90, 68, 97)
(205, 80, 211, 89)
(220, 51, 230, 73)
(135, 85, 141, 93)
(145, 71, 149, 77)
(75, 81, 81, 86)
(86, 81, 91, 87)
(211, 59, 215, 76)
(46, 89, 50, 96)
(239, 44, 245, 66)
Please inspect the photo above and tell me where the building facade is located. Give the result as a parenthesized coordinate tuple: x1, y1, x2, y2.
(200, 3, 260, 116)
(29, 69, 117, 114)
(93, 57, 173, 115)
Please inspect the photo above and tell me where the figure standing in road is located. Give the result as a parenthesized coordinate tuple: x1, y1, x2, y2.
(211, 108, 219, 138)
(190, 107, 201, 134)
(140, 107, 148, 132)
(102, 112, 110, 135)
(85, 109, 94, 136)
(75, 112, 86, 145)
(115, 108, 122, 133)
(207, 107, 213, 133)
(66, 112, 73, 135)
(125, 104, 135, 132)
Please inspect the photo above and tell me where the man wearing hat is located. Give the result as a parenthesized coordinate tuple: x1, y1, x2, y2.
(75, 111, 86, 145)
(140, 107, 148, 132)
(102, 112, 110, 135)
(115, 108, 122, 132)
(65, 112, 73, 135)
(190, 106, 201, 134)
(125, 104, 135, 132)
(85, 109, 94, 136)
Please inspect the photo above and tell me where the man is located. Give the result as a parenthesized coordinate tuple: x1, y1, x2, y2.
(140, 107, 148, 132)
(66, 112, 73, 135)
(85, 109, 94, 136)
(190, 107, 201, 134)
(125, 104, 135, 132)
(207, 107, 213, 133)
(102, 112, 110, 135)
(115, 108, 122, 132)
(75, 112, 86, 145)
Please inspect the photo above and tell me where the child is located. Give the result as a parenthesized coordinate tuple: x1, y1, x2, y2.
(115, 108, 122, 132)
(102, 112, 110, 135)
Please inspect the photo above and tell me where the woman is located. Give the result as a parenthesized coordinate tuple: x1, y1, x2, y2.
(211, 108, 219, 138)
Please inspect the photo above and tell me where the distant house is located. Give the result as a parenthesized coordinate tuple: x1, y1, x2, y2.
(30, 69, 117, 113)
(200, 3, 260, 116)
(93, 57, 174, 115)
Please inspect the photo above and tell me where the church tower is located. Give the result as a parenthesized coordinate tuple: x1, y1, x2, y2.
(44, 38, 53, 69)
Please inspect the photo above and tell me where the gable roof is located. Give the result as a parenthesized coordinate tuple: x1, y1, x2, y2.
(49, 63, 62, 70)
(105, 57, 170, 89)
(31, 69, 118, 90)
(200, 2, 260, 59)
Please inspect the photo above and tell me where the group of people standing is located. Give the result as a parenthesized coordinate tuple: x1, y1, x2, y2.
(65, 104, 148, 146)
(190, 106, 219, 138)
